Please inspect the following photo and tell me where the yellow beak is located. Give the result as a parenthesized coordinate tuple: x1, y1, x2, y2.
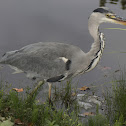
(109, 15, 126, 25)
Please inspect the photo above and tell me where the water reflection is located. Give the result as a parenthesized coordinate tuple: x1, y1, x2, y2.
(100, 0, 126, 10)
(100, 0, 106, 7)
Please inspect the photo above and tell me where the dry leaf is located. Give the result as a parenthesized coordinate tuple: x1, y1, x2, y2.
(13, 88, 23, 92)
(79, 86, 90, 91)
(83, 112, 95, 116)
(14, 119, 23, 125)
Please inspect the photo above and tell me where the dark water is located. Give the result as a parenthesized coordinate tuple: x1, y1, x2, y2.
(0, 0, 126, 97)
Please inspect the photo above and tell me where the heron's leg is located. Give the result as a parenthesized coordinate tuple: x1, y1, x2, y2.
(48, 82, 52, 104)
(29, 81, 45, 98)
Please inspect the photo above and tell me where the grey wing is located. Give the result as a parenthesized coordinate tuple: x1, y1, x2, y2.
(0, 42, 73, 82)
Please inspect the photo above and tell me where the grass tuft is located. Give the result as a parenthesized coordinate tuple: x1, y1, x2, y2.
(0, 81, 82, 126)
(105, 72, 126, 125)
(0, 71, 126, 125)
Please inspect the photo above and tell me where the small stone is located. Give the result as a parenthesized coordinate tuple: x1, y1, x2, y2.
(78, 101, 93, 110)
(77, 94, 86, 101)
(88, 96, 102, 106)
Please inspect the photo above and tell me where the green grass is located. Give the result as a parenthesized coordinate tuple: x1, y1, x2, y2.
(82, 71, 126, 126)
(0, 72, 126, 126)
(52, 81, 79, 115)
(104, 73, 126, 125)
(83, 114, 109, 126)
(0, 81, 82, 126)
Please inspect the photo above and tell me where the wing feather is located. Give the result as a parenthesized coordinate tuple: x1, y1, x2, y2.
(0, 42, 74, 80)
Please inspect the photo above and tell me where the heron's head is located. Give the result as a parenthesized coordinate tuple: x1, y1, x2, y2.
(90, 7, 126, 25)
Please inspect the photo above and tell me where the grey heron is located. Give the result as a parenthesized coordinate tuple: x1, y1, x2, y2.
(0, 7, 126, 101)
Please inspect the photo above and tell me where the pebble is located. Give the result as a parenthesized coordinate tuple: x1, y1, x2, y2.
(78, 101, 93, 110)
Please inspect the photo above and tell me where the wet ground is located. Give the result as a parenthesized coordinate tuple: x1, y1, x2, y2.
(0, 0, 126, 101)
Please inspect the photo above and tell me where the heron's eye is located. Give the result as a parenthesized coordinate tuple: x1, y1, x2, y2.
(106, 14, 110, 17)
(106, 14, 116, 19)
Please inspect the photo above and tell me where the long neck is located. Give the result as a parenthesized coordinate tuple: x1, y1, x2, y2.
(87, 18, 101, 56)
(84, 16, 105, 72)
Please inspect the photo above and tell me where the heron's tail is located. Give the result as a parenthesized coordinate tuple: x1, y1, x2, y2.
(0, 50, 18, 64)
